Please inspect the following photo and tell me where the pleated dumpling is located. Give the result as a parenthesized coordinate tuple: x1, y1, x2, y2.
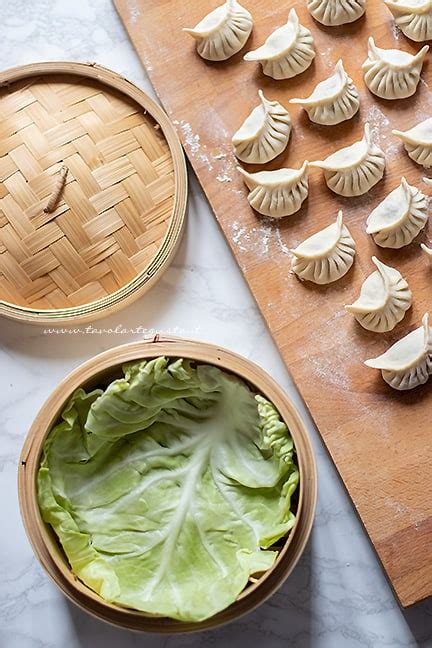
(345, 257, 412, 332)
(183, 0, 253, 61)
(291, 211, 356, 284)
(363, 37, 428, 100)
(237, 162, 308, 218)
(384, 0, 432, 42)
(243, 9, 315, 80)
(365, 314, 432, 390)
(393, 118, 432, 168)
(310, 124, 385, 196)
(290, 60, 360, 126)
(421, 242, 432, 257)
(232, 90, 291, 164)
(366, 177, 428, 248)
(307, 0, 366, 26)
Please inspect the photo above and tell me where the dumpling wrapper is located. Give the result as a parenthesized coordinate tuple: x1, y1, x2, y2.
(384, 0, 432, 42)
(365, 314, 432, 390)
(232, 90, 291, 164)
(393, 118, 432, 167)
(345, 256, 412, 332)
(363, 37, 428, 100)
(237, 162, 309, 218)
(183, 0, 253, 61)
(307, 0, 366, 26)
(421, 243, 432, 257)
(366, 177, 428, 248)
(243, 9, 315, 79)
(290, 59, 359, 125)
(310, 124, 385, 196)
(291, 211, 356, 284)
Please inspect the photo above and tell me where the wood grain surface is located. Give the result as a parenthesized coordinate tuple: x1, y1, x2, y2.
(114, 0, 432, 606)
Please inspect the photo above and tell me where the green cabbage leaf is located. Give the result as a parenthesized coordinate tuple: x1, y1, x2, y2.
(38, 357, 299, 622)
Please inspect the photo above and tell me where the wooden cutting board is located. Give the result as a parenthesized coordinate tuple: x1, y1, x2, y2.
(114, 0, 432, 606)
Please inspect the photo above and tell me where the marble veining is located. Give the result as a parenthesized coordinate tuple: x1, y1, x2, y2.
(0, 1, 431, 647)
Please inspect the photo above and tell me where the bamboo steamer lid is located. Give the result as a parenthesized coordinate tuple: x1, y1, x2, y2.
(0, 62, 187, 324)
(19, 337, 317, 632)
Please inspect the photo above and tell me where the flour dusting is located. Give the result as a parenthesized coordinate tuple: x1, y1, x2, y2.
(230, 221, 275, 257)
(275, 228, 291, 256)
(126, 0, 141, 24)
(391, 21, 401, 41)
(178, 121, 214, 171)
(216, 174, 232, 183)
(363, 104, 400, 159)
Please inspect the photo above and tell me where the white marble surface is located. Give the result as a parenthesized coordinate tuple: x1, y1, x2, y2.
(0, 1, 431, 646)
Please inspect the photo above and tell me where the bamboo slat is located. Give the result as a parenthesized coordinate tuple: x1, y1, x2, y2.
(0, 62, 187, 324)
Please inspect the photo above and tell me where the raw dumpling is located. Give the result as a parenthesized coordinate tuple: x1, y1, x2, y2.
(345, 256, 412, 332)
(365, 314, 432, 390)
(363, 37, 428, 100)
(243, 9, 315, 80)
(290, 60, 360, 126)
(232, 90, 291, 163)
(384, 0, 432, 42)
(393, 118, 432, 168)
(310, 124, 385, 196)
(366, 177, 428, 248)
(183, 0, 253, 61)
(421, 243, 432, 257)
(237, 162, 308, 218)
(307, 0, 366, 26)
(291, 211, 356, 284)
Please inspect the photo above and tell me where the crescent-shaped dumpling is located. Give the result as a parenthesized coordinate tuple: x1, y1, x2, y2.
(290, 60, 360, 126)
(366, 177, 428, 249)
(384, 0, 432, 42)
(291, 211, 356, 284)
(237, 162, 309, 218)
(345, 257, 412, 332)
(232, 90, 292, 164)
(243, 9, 315, 80)
(393, 118, 432, 168)
(365, 314, 432, 390)
(310, 123, 385, 197)
(363, 37, 428, 100)
(307, 0, 366, 26)
(421, 243, 432, 257)
(183, 0, 253, 61)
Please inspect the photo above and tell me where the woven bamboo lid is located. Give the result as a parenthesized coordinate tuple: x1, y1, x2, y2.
(19, 338, 317, 632)
(0, 62, 187, 324)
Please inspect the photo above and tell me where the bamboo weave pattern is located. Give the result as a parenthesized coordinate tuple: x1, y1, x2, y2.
(0, 76, 175, 309)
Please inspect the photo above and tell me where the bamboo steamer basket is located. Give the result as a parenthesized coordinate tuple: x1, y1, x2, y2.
(19, 337, 317, 632)
(0, 62, 187, 324)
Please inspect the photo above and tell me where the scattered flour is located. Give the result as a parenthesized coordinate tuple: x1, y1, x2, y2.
(230, 221, 273, 257)
(216, 174, 232, 183)
(391, 21, 401, 41)
(363, 104, 400, 160)
(230, 219, 294, 259)
(126, 0, 141, 25)
(231, 223, 248, 252)
(319, 46, 335, 70)
(179, 121, 200, 153)
(177, 121, 214, 171)
(275, 228, 291, 256)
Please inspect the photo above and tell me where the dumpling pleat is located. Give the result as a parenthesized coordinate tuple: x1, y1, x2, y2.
(307, 0, 365, 26)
